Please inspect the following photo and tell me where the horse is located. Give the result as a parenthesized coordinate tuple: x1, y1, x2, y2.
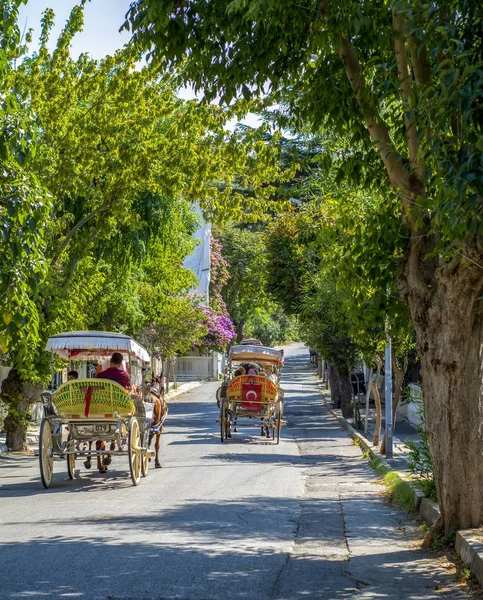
(83, 440, 112, 473)
(148, 375, 168, 468)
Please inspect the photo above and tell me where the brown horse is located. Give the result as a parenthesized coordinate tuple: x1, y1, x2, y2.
(149, 375, 168, 468)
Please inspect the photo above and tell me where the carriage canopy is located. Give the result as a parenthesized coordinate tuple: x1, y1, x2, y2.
(228, 345, 283, 364)
(45, 331, 151, 363)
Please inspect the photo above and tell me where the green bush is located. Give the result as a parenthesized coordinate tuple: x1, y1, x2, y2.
(404, 386, 437, 501)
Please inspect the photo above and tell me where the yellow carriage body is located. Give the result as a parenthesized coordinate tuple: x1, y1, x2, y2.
(53, 378, 135, 419)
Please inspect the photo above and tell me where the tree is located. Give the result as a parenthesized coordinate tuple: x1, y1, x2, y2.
(215, 224, 271, 340)
(0, 5, 286, 449)
(126, 0, 483, 532)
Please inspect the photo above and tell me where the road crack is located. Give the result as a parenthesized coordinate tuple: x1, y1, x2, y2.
(337, 492, 370, 591)
(269, 469, 307, 600)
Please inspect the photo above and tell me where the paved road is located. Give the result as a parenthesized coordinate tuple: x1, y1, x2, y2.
(0, 344, 470, 599)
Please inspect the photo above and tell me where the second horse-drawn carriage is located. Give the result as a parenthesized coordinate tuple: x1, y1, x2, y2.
(39, 331, 155, 488)
(218, 344, 284, 443)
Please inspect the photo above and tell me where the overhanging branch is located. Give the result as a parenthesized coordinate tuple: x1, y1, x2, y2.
(337, 38, 410, 193)
(393, 10, 423, 179)
(50, 199, 111, 267)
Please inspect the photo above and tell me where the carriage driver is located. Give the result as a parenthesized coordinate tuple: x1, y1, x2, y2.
(96, 352, 131, 390)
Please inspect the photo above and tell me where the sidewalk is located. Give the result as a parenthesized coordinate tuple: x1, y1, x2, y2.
(318, 377, 483, 589)
(0, 379, 206, 455)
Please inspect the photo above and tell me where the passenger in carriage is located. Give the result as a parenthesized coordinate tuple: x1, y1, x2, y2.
(67, 370, 79, 381)
(96, 352, 131, 389)
(234, 366, 246, 377)
(241, 362, 261, 375)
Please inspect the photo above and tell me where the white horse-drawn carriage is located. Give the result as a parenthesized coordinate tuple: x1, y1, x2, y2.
(39, 331, 153, 488)
(218, 344, 284, 443)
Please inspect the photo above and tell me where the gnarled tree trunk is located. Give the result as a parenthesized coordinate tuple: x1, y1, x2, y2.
(1, 368, 42, 451)
(400, 238, 483, 532)
(328, 364, 352, 418)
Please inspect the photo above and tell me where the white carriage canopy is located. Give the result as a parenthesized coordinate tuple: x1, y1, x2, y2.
(229, 345, 282, 364)
(45, 331, 151, 363)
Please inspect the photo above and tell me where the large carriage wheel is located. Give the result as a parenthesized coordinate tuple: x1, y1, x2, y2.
(220, 399, 227, 442)
(128, 417, 142, 486)
(66, 436, 76, 479)
(39, 418, 54, 488)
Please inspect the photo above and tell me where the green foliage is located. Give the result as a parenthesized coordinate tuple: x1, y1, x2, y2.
(431, 529, 457, 551)
(246, 310, 298, 347)
(369, 455, 390, 477)
(136, 298, 208, 358)
(383, 472, 416, 512)
(459, 565, 472, 583)
(404, 386, 437, 501)
(126, 0, 483, 249)
(215, 224, 270, 337)
(0, 5, 290, 384)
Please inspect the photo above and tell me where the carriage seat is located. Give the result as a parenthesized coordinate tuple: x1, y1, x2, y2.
(53, 378, 135, 418)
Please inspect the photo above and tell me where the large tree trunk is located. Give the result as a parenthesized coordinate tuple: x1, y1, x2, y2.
(236, 318, 247, 343)
(1, 368, 42, 451)
(400, 238, 483, 532)
(328, 364, 352, 418)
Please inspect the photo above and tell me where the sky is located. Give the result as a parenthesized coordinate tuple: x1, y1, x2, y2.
(18, 0, 131, 59)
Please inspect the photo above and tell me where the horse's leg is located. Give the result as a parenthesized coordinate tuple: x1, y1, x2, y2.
(84, 442, 92, 469)
(97, 441, 107, 473)
(104, 441, 115, 466)
(148, 431, 153, 462)
(154, 431, 161, 468)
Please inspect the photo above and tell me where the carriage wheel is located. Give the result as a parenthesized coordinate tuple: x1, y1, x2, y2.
(66, 437, 76, 479)
(220, 400, 227, 442)
(275, 406, 282, 445)
(141, 431, 149, 478)
(39, 418, 54, 488)
(128, 417, 142, 486)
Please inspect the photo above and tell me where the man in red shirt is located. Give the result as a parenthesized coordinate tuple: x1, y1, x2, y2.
(96, 352, 131, 389)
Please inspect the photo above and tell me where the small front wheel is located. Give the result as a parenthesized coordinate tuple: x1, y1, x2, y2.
(220, 400, 227, 442)
(39, 418, 54, 488)
(128, 417, 142, 486)
(66, 437, 76, 479)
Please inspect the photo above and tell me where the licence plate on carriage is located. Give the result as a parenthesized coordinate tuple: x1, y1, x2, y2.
(93, 424, 110, 433)
(71, 423, 113, 437)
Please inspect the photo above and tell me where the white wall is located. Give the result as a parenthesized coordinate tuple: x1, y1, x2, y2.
(183, 204, 211, 304)
(176, 352, 223, 380)
(407, 383, 424, 428)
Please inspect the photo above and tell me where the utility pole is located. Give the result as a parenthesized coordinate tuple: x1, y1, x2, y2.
(384, 331, 393, 458)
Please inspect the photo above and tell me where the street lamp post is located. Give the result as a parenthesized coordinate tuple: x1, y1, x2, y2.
(384, 332, 393, 458)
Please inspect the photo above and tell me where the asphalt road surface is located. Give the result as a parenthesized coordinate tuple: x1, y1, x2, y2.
(0, 344, 471, 599)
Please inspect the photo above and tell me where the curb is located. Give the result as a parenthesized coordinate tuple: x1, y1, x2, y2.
(326, 405, 429, 512)
(456, 530, 483, 585)
(324, 399, 483, 588)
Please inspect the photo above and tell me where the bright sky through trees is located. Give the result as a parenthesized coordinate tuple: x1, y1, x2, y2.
(19, 0, 130, 59)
